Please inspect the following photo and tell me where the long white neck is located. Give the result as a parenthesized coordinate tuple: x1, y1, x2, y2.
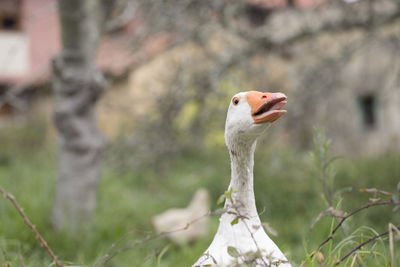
(225, 140, 258, 219)
(194, 135, 292, 267)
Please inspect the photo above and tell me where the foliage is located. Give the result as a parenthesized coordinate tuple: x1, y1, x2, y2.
(302, 130, 400, 267)
(0, 128, 399, 266)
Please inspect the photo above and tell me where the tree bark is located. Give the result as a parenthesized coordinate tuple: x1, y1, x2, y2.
(51, 0, 106, 231)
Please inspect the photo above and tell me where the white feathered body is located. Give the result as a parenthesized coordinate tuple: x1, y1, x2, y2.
(194, 91, 291, 267)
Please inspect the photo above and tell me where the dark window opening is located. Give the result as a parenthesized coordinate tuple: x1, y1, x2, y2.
(0, 84, 13, 116)
(0, 84, 8, 96)
(245, 4, 271, 26)
(0, 0, 22, 31)
(2, 16, 18, 29)
(358, 94, 377, 130)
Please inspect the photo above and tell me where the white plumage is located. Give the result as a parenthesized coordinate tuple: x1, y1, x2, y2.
(152, 188, 210, 245)
(193, 91, 292, 267)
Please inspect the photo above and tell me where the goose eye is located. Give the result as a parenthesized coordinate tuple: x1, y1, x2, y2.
(232, 97, 240, 105)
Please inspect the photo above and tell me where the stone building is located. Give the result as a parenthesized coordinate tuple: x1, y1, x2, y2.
(0, 0, 139, 117)
(113, 0, 400, 155)
(0, 0, 399, 156)
(285, 32, 400, 155)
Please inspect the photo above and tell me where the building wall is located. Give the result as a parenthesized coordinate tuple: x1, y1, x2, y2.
(0, 31, 29, 80)
(22, 0, 60, 84)
(0, 1, 398, 156)
(0, 0, 60, 84)
(286, 25, 400, 155)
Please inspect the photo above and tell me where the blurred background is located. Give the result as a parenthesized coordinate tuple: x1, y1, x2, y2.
(0, 0, 399, 266)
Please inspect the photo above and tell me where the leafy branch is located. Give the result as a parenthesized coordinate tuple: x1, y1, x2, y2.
(336, 224, 400, 265)
(309, 128, 400, 266)
(222, 190, 289, 267)
(312, 186, 400, 265)
(317, 200, 397, 250)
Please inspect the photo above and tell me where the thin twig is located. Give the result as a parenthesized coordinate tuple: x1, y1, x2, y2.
(389, 223, 395, 267)
(95, 210, 214, 267)
(349, 254, 357, 267)
(388, 222, 400, 267)
(135, 249, 158, 267)
(18, 243, 25, 267)
(195, 252, 218, 266)
(335, 225, 400, 265)
(227, 196, 289, 266)
(93, 229, 152, 267)
(317, 200, 395, 250)
(234, 207, 270, 266)
(0, 187, 63, 267)
(360, 188, 392, 197)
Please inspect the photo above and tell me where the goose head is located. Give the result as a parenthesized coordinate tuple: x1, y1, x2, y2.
(225, 91, 287, 149)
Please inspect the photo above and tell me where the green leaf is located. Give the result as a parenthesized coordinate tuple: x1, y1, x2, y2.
(231, 216, 239, 225)
(227, 246, 240, 258)
(333, 186, 352, 199)
(225, 190, 232, 201)
(324, 155, 342, 169)
(157, 244, 170, 267)
(216, 194, 225, 205)
(224, 188, 237, 202)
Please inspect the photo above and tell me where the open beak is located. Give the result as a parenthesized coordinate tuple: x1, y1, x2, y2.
(247, 91, 287, 124)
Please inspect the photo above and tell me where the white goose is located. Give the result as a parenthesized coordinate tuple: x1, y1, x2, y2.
(193, 91, 292, 267)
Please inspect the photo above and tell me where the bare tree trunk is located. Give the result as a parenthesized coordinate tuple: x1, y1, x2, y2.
(51, 0, 106, 231)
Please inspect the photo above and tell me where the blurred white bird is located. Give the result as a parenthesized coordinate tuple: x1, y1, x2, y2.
(152, 188, 210, 245)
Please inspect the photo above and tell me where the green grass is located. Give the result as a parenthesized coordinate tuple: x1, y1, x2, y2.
(0, 137, 399, 266)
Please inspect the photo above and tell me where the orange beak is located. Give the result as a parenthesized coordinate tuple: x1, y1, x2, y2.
(246, 91, 287, 124)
